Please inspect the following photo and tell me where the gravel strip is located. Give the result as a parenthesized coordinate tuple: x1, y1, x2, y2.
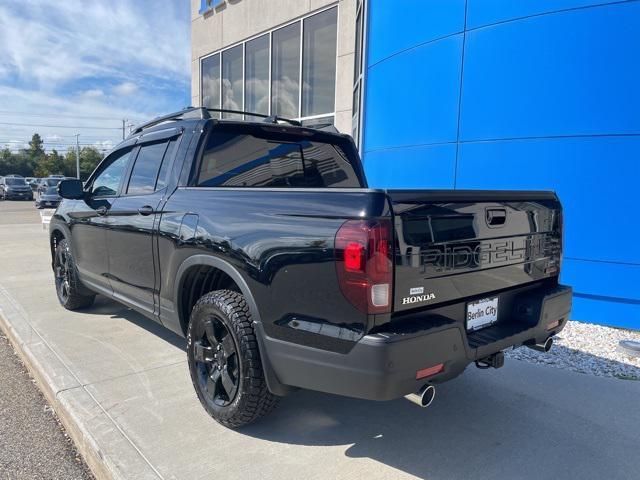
(506, 320, 640, 380)
(0, 333, 94, 479)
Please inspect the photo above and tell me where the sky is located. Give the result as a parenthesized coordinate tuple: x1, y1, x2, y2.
(0, 0, 191, 155)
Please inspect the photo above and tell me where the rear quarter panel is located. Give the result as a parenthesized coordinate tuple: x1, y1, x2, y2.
(158, 188, 390, 353)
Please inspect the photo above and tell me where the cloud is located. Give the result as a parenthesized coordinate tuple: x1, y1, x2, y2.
(0, 0, 190, 152)
(113, 82, 138, 96)
(0, 0, 190, 88)
(81, 89, 105, 98)
(3, 139, 28, 153)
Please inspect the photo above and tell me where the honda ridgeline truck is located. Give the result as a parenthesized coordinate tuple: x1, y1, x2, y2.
(50, 108, 572, 428)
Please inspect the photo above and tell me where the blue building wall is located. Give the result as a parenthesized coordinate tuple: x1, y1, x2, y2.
(361, 0, 640, 329)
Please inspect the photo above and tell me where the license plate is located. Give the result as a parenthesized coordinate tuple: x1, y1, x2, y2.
(466, 297, 499, 332)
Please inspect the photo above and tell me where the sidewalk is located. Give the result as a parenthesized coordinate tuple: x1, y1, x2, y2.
(1, 202, 640, 480)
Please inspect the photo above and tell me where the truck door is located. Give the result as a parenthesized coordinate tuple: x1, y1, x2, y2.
(69, 147, 134, 294)
(106, 130, 181, 317)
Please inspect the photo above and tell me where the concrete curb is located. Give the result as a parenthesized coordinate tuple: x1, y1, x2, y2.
(0, 288, 161, 480)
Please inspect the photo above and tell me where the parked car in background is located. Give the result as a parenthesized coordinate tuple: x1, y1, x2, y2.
(35, 186, 61, 209)
(50, 107, 571, 428)
(28, 178, 41, 191)
(0, 176, 34, 200)
(37, 177, 66, 195)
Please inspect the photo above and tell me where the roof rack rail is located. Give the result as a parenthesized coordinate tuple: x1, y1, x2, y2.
(205, 108, 302, 127)
(130, 106, 306, 138)
(130, 107, 209, 135)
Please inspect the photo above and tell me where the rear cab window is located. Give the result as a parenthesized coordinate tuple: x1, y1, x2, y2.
(195, 124, 363, 188)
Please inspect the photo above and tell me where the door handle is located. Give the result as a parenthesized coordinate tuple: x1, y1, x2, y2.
(138, 205, 154, 216)
(96, 205, 108, 216)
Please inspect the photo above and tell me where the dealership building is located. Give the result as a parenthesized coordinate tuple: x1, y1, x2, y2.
(191, 0, 639, 329)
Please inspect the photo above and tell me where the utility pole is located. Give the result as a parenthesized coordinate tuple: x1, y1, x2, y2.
(122, 119, 128, 140)
(74, 134, 81, 179)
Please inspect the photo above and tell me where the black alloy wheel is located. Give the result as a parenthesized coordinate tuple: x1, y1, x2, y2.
(193, 315, 240, 407)
(54, 244, 71, 304)
(187, 290, 280, 428)
(53, 238, 95, 310)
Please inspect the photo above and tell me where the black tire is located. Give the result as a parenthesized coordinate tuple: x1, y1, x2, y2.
(54, 238, 95, 310)
(187, 290, 279, 428)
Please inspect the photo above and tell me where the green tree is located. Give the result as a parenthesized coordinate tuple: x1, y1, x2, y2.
(48, 149, 65, 175)
(34, 149, 65, 177)
(64, 147, 78, 177)
(79, 147, 103, 179)
(0, 148, 12, 175)
(28, 133, 46, 176)
(4, 150, 32, 177)
(27, 133, 45, 158)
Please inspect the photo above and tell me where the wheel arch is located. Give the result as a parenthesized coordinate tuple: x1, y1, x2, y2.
(174, 255, 262, 333)
(49, 224, 70, 268)
(174, 254, 292, 396)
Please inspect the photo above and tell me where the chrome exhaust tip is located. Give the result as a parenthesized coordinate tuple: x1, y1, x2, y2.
(405, 384, 436, 408)
(527, 337, 553, 353)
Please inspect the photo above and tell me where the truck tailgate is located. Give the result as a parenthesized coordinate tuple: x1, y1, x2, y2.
(388, 190, 562, 313)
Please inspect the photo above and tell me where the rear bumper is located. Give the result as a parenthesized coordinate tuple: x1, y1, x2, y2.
(5, 192, 33, 200)
(37, 200, 59, 208)
(262, 283, 572, 400)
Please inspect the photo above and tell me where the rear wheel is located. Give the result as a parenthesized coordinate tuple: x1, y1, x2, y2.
(187, 290, 279, 428)
(54, 238, 95, 310)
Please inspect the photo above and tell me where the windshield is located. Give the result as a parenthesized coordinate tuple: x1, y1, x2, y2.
(45, 186, 59, 195)
(6, 178, 26, 186)
(46, 178, 62, 186)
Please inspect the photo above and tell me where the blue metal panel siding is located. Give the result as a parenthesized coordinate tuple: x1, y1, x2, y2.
(363, 34, 463, 151)
(368, 0, 465, 66)
(362, 0, 640, 328)
(466, 0, 627, 29)
(461, 3, 640, 140)
(365, 144, 456, 188)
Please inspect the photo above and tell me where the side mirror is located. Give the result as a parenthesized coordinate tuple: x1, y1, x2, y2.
(58, 179, 85, 200)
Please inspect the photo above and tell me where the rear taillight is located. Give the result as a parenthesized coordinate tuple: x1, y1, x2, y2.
(335, 219, 393, 314)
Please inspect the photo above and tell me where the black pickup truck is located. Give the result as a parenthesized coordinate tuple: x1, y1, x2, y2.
(51, 107, 572, 428)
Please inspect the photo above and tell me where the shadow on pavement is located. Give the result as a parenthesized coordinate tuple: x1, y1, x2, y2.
(92, 297, 640, 480)
(89, 296, 187, 351)
(241, 362, 639, 479)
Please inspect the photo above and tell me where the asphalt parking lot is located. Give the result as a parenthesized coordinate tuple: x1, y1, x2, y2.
(1, 200, 639, 480)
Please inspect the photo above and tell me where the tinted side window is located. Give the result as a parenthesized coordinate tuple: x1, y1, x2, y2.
(127, 142, 169, 195)
(197, 132, 360, 188)
(92, 149, 132, 197)
(156, 138, 178, 191)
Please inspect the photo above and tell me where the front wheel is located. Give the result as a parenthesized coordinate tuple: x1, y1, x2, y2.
(54, 238, 95, 310)
(187, 290, 279, 428)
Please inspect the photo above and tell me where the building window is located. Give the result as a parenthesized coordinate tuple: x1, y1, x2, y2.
(201, 53, 220, 116)
(302, 7, 337, 117)
(271, 22, 300, 118)
(352, 1, 366, 148)
(200, 6, 338, 122)
(245, 34, 270, 120)
(222, 45, 243, 119)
